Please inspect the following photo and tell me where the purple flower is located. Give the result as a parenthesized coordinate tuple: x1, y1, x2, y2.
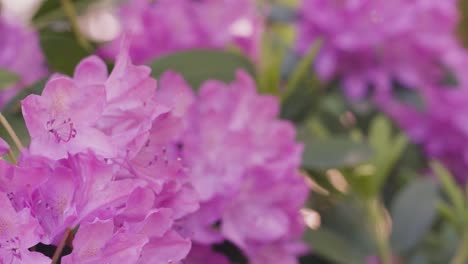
(296, 0, 460, 99)
(185, 244, 230, 264)
(22, 76, 113, 159)
(22, 44, 166, 160)
(99, 0, 263, 64)
(0, 192, 50, 263)
(13, 153, 141, 244)
(0, 17, 46, 108)
(61, 218, 148, 264)
(14, 45, 199, 262)
(175, 70, 308, 262)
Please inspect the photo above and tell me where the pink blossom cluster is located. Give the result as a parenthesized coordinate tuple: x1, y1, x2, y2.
(99, 0, 263, 64)
(0, 45, 308, 262)
(296, 0, 468, 185)
(296, 0, 462, 99)
(174, 71, 309, 263)
(0, 16, 47, 108)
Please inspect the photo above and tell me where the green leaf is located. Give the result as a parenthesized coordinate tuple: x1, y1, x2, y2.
(0, 69, 20, 90)
(431, 161, 465, 218)
(33, 0, 94, 27)
(390, 178, 438, 253)
(149, 49, 255, 88)
(283, 40, 321, 102)
(436, 201, 458, 225)
(368, 115, 408, 193)
(303, 228, 367, 264)
(318, 196, 376, 254)
(39, 30, 91, 75)
(302, 137, 373, 170)
(369, 115, 391, 154)
(258, 34, 284, 95)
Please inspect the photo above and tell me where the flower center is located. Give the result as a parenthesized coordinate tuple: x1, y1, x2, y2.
(46, 118, 77, 143)
(0, 236, 21, 260)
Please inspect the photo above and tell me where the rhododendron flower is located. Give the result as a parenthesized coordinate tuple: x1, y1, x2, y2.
(99, 0, 263, 63)
(61, 218, 148, 264)
(166, 70, 309, 263)
(0, 16, 46, 108)
(296, 0, 461, 99)
(185, 244, 230, 264)
(0, 193, 50, 263)
(12, 45, 199, 262)
(5, 35, 310, 262)
(22, 76, 113, 159)
(26, 153, 141, 243)
(22, 44, 166, 160)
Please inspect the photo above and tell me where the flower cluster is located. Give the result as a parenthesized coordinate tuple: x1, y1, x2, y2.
(0, 47, 196, 263)
(0, 16, 46, 109)
(99, 0, 263, 64)
(296, 0, 461, 99)
(296, 0, 468, 186)
(172, 71, 309, 263)
(0, 44, 307, 262)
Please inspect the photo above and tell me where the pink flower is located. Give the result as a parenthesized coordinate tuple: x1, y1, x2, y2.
(0, 192, 50, 263)
(22, 76, 113, 159)
(0, 17, 46, 108)
(11, 41, 198, 263)
(21, 153, 141, 243)
(177, 70, 308, 262)
(296, 0, 461, 99)
(22, 45, 166, 160)
(185, 244, 230, 264)
(61, 218, 148, 264)
(99, 0, 263, 63)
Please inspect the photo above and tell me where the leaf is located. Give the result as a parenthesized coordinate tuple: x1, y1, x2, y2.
(369, 115, 391, 154)
(280, 80, 318, 123)
(303, 228, 367, 264)
(390, 178, 438, 253)
(258, 34, 284, 95)
(149, 49, 255, 88)
(283, 40, 321, 102)
(318, 196, 376, 254)
(39, 30, 91, 75)
(431, 161, 465, 218)
(302, 137, 373, 170)
(368, 115, 408, 193)
(33, 0, 94, 27)
(0, 69, 20, 90)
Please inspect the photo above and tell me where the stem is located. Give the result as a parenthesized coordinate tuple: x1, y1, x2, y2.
(451, 227, 468, 264)
(366, 198, 393, 264)
(0, 113, 23, 151)
(7, 151, 17, 164)
(52, 228, 72, 264)
(60, 0, 92, 51)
